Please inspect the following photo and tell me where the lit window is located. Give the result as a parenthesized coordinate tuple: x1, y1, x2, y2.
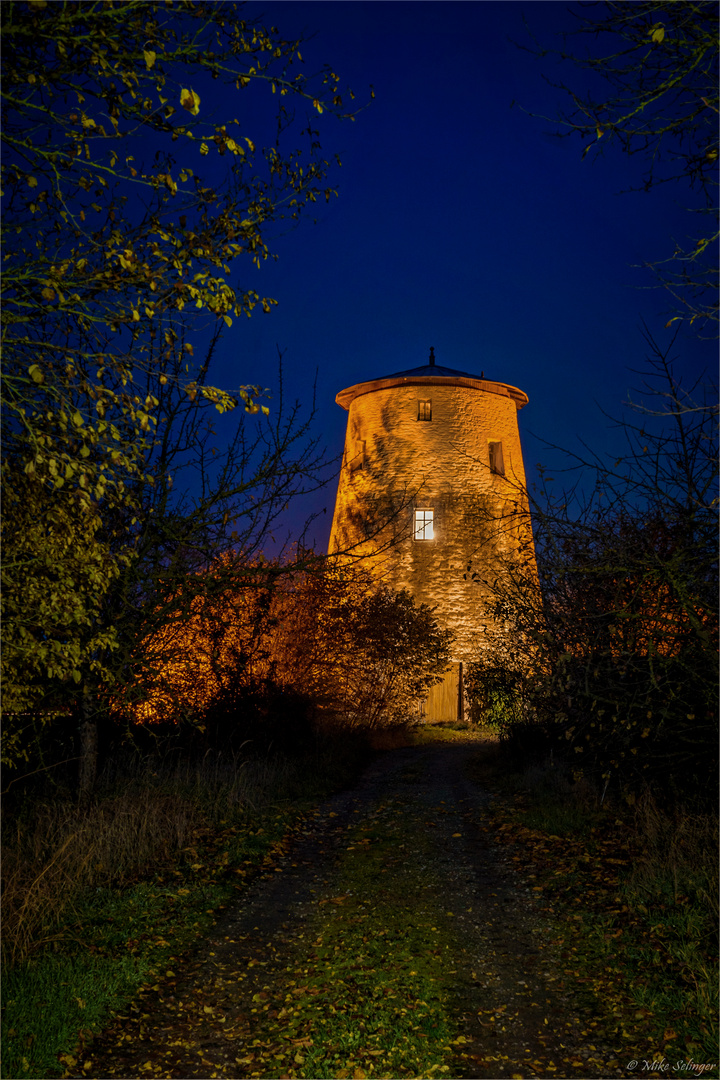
(489, 441, 505, 476)
(414, 508, 434, 540)
(417, 399, 432, 421)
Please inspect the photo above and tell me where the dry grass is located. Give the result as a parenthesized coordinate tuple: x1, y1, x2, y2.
(508, 756, 718, 929)
(1, 750, 329, 969)
(1, 787, 199, 967)
(628, 790, 719, 923)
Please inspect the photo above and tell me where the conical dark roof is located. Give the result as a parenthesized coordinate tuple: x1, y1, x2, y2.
(372, 346, 481, 382)
(373, 361, 482, 381)
(335, 347, 527, 411)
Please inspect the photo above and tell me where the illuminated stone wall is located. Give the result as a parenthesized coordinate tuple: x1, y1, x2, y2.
(329, 371, 535, 718)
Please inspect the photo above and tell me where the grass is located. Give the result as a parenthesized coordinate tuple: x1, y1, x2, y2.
(478, 751, 720, 1072)
(409, 720, 488, 746)
(229, 801, 462, 1079)
(2, 950, 153, 1080)
(2, 807, 303, 1080)
(5, 727, 717, 1078)
(1, 735, 372, 1080)
(4, 730, 470, 1080)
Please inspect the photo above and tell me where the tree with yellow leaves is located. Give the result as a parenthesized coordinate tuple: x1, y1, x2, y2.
(1, 1, 362, 787)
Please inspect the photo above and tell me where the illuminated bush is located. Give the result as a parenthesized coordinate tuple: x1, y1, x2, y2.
(134, 559, 454, 737)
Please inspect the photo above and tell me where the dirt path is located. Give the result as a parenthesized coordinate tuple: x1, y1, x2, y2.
(74, 742, 629, 1080)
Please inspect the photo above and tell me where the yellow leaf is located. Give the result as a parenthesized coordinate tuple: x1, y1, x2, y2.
(132, 309, 140, 321)
(651, 25, 665, 43)
(144, 49, 156, 70)
(27, 175, 38, 188)
(29, 364, 44, 384)
(223, 314, 232, 328)
(180, 88, 200, 115)
(200, 142, 209, 156)
(41, 287, 55, 301)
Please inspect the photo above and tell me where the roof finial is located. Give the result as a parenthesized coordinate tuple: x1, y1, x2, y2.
(429, 346, 435, 367)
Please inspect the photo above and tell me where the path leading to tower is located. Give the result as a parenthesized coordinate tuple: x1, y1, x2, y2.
(69, 743, 630, 1080)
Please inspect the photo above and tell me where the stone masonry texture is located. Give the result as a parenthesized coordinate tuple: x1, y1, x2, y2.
(329, 371, 536, 670)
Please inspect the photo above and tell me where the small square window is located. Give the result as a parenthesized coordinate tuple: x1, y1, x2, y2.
(417, 399, 432, 421)
(489, 441, 505, 476)
(414, 508, 434, 540)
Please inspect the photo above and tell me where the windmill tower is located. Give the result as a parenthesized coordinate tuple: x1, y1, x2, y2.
(328, 348, 536, 721)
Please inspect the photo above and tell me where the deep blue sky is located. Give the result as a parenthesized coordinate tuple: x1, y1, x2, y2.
(202, 1, 716, 549)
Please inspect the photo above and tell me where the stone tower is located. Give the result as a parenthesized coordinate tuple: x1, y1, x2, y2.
(328, 348, 536, 721)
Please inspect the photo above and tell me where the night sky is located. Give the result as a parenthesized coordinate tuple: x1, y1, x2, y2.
(200, 1, 716, 549)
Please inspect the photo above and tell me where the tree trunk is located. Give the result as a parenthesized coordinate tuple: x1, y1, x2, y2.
(78, 687, 98, 804)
